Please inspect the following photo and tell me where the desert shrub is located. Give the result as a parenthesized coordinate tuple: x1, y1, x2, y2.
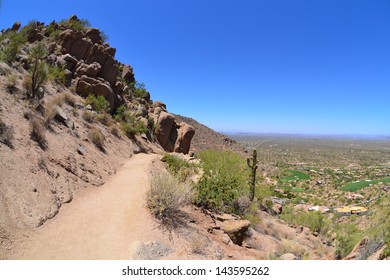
(82, 110, 95, 123)
(120, 112, 147, 138)
(100, 30, 109, 42)
(110, 125, 120, 137)
(62, 92, 76, 107)
(360, 196, 390, 259)
(113, 104, 126, 121)
(128, 81, 149, 98)
(84, 95, 110, 113)
(48, 64, 66, 85)
(161, 154, 197, 181)
(195, 149, 248, 213)
(30, 118, 47, 150)
(0, 118, 14, 148)
(334, 223, 362, 259)
(277, 239, 307, 259)
(280, 206, 328, 234)
(45, 24, 61, 41)
(146, 171, 193, 230)
(24, 43, 48, 99)
(6, 73, 18, 93)
(0, 31, 27, 63)
(88, 127, 105, 151)
(96, 113, 113, 126)
(59, 17, 91, 32)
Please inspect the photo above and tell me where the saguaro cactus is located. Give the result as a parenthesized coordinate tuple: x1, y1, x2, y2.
(247, 149, 258, 201)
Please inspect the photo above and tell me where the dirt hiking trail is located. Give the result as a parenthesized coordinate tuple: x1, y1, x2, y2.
(10, 153, 173, 259)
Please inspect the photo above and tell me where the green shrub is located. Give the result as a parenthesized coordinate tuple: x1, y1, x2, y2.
(161, 154, 197, 182)
(280, 206, 329, 234)
(59, 17, 91, 32)
(195, 150, 248, 213)
(0, 118, 14, 148)
(128, 81, 149, 98)
(88, 127, 105, 152)
(146, 171, 193, 229)
(0, 31, 27, 63)
(24, 43, 48, 99)
(84, 95, 110, 113)
(48, 64, 66, 85)
(334, 223, 362, 259)
(113, 104, 126, 121)
(120, 112, 147, 138)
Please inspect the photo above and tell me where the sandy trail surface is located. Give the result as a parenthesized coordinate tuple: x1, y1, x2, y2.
(9, 153, 169, 259)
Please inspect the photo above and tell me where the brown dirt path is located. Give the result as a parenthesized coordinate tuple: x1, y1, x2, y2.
(9, 153, 171, 259)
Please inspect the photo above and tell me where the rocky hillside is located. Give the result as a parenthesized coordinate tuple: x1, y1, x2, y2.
(0, 16, 202, 254)
(173, 114, 243, 153)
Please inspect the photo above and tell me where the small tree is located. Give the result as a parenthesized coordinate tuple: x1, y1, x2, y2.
(247, 149, 258, 201)
(25, 43, 48, 99)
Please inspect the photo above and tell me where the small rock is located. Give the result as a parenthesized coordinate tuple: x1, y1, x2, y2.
(77, 146, 85, 155)
(221, 234, 232, 245)
(215, 213, 237, 222)
(75, 103, 85, 109)
(313, 231, 319, 237)
(86, 104, 92, 110)
(272, 203, 283, 214)
(280, 253, 297, 260)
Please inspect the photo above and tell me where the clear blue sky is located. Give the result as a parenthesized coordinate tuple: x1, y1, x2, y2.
(1, 0, 389, 135)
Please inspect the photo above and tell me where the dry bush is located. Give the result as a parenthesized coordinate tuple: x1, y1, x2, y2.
(88, 127, 105, 152)
(146, 171, 193, 231)
(96, 113, 114, 126)
(6, 73, 18, 94)
(30, 118, 47, 150)
(187, 232, 209, 255)
(277, 239, 307, 259)
(63, 92, 76, 107)
(0, 118, 14, 148)
(82, 110, 95, 123)
(110, 125, 120, 137)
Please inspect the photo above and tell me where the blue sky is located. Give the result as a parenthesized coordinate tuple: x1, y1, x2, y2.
(1, 0, 389, 135)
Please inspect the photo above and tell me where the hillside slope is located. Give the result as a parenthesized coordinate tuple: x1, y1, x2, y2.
(174, 114, 243, 153)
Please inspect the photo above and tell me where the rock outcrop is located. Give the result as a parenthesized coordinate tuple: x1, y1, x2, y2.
(220, 220, 251, 246)
(154, 111, 195, 155)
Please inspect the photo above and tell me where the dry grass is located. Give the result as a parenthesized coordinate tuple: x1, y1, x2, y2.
(88, 127, 105, 152)
(146, 171, 193, 233)
(110, 125, 121, 137)
(0, 117, 14, 148)
(82, 110, 95, 123)
(96, 113, 114, 126)
(188, 232, 209, 255)
(30, 118, 47, 150)
(277, 239, 307, 259)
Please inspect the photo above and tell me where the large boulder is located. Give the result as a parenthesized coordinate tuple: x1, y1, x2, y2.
(11, 22, 21, 32)
(100, 55, 118, 86)
(122, 64, 135, 83)
(76, 75, 119, 111)
(220, 220, 251, 246)
(155, 112, 175, 149)
(84, 28, 102, 45)
(155, 113, 195, 154)
(75, 62, 101, 77)
(174, 122, 195, 154)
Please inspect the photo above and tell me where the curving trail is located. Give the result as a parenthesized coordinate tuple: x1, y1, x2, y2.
(10, 153, 169, 259)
